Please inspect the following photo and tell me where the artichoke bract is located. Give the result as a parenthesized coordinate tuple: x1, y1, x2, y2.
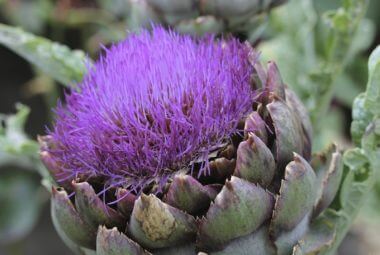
(127, 0, 286, 38)
(39, 27, 343, 255)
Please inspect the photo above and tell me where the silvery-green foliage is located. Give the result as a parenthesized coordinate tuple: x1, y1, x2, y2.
(259, 0, 374, 150)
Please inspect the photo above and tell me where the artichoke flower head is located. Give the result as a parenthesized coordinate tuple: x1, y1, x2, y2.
(44, 26, 255, 192)
(40, 27, 343, 255)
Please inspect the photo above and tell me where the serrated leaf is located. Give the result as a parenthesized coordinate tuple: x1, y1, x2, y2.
(0, 104, 37, 154)
(0, 104, 52, 182)
(0, 105, 51, 246)
(322, 164, 373, 255)
(260, 0, 372, 152)
(0, 104, 56, 192)
(0, 23, 91, 87)
(0, 104, 39, 167)
(364, 46, 380, 116)
(320, 45, 380, 255)
(350, 94, 373, 145)
(342, 148, 368, 170)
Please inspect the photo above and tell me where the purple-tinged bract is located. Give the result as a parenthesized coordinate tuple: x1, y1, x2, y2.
(48, 27, 255, 191)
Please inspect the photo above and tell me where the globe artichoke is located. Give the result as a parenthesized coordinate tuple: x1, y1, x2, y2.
(39, 27, 344, 255)
(127, 0, 287, 38)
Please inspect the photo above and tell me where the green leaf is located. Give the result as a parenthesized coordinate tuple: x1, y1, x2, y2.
(0, 0, 52, 33)
(0, 171, 42, 244)
(293, 43, 380, 255)
(317, 45, 380, 254)
(260, 0, 372, 151)
(364, 46, 380, 116)
(0, 23, 91, 87)
(0, 105, 51, 245)
(296, 145, 375, 255)
(342, 148, 368, 170)
(0, 104, 52, 182)
(321, 154, 373, 255)
(350, 94, 372, 145)
(0, 104, 38, 167)
(309, 0, 369, 128)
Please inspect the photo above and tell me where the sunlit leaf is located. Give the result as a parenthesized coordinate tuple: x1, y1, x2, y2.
(0, 23, 91, 87)
(0, 104, 51, 181)
(364, 46, 380, 116)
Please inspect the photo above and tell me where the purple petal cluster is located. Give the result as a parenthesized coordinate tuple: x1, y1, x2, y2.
(48, 27, 255, 191)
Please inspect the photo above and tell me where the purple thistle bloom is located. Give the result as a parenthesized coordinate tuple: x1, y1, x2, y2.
(47, 27, 255, 192)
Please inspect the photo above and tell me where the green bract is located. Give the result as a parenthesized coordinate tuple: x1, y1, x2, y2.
(41, 59, 351, 255)
(0, 2, 377, 255)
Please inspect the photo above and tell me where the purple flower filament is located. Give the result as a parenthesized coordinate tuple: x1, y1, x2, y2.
(49, 27, 255, 191)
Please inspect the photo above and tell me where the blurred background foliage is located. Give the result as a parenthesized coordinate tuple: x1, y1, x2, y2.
(0, 0, 379, 254)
